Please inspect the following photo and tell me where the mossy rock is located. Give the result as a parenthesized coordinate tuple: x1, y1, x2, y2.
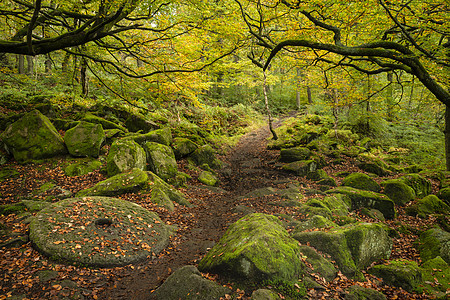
(149, 187, 175, 211)
(299, 245, 337, 282)
(360, 208, 385, 221)
(344, 285, 386, 300)
(124, 112, 160, 133)
(146, 171, 192, 207)
(292, 215, 337, 233)
(0, 110, 67, 163)
(189, 144, 222, 169)
(319, 195, 351, 217)
(82, 113, 127, 132)
(293, 223, 391, 280)
(64, 159, 102, 176)
(76, 168, 148, 197)
(419, 256, 450, 298)
(21, 200, 50, 212)
(0, 168, 19, 181)
(380, 179, 416, 206)
(198, 213, 305, 283)
(0, 202, 27, 215)
(342, 173, 381, 192)
(282, 160, 317, 177)
(279, 147, 311, 163)
(276, 185, 304, 201)
(198, 171, 219, 187)
(437, 187, 450, 206)
(251, 289, 280, 300)
(64, 121, 105, 157)
(399, 174, 431, 198)
(368, 260, 422, 292)
(29, 196, 173, 267)
(143, 142, 177, 181)
(357, 161, 390, 177)
(106, 139, 146, 177)
(151, 265, 230, 300)
(123, 127, 172, 146)
(242, 187, 276, 199)
(172, 137, 198, 159)
(326, 186, 396, 219)
(297, 202, 332, 219)
(406, 195, 450, 218)
(416, 228, 450, 264)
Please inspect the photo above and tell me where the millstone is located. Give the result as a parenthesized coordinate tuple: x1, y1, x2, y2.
(29, 196, 173, 267)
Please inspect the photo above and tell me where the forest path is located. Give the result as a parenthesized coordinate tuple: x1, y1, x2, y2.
(99, 117, 293, 300)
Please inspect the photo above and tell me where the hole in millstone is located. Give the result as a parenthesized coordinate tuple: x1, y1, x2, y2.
(94, 218, 113, 227)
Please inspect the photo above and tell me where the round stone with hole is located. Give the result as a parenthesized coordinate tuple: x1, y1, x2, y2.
(30, 196, 173, 267)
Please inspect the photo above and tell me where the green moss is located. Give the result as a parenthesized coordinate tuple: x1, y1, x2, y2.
(123, 127, 172, 146)
(345, 285, 386, 300)
(0, 202, 27, 215)
(64, 121, 105, 157)
(407, 195, 450, 218)
(416, 228, 450, 264)
(342, 173, 381, 192)
(418, 256, 450, 298)
(0, 168, 19, 181)
(282, 160, 317, 177)
(64, 159, 102, 176)
(198, 213, 305, 284)
(143, 142, 177, 180)
(320, 195, 351, 217)
(279, 147, 311, 163)
(82, 113, 127, 132)
(172, 137, 198, 159)
(198, 171, 219, 186)
(381, 179, 416, 206)
(292, 215, 337, 233)
(189, 144, 222, 169)
(368, 260, 422, 292)
(106, 139, 146, 177)
(399, 174, 431, 198)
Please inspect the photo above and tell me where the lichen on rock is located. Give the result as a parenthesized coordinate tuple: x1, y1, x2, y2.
(64, 121, 105, 157)
(106, 139, 146, 177)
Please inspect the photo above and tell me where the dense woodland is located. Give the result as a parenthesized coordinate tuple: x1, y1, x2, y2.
(0, 0, 449, 299)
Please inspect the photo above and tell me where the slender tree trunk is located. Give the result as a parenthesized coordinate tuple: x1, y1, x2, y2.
(263, 70, 278, 140)
(386, 72, 394, 120)
(445, 106, 450, 171)
(45, 54, 52, 73)
(17, 55, 25, 73)
(80, 58, 89, 96)
(296, 68, 301, 110)
(26, 56, 34, 74)
(307, 86, 312, 104)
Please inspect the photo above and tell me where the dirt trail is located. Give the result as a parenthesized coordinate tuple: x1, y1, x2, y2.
(99, 122, 289, 299)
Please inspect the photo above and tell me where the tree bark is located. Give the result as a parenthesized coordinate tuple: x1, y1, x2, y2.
(445, 106, 450, 171)
(263, 71, 278, 140)
(80, 58, 89, 96)
(26, 56, 34, 74)
(17, 55, 25, 74)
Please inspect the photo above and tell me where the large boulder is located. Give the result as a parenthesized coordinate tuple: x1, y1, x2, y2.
(124, 112, 159, 133)
(147, 171, 192, 207)
(342, 173, 380, 192)
(319, 195, 351, 217)
(172, 137, 199, 159)
(150, 265, 230, 300)
(368, 260, 422, 292)
(380, 179, 416, 206)
(0, 110, 67, 162)
(123, 127, 172, 146)
(279, 147, 311, 163)
(82, 113, 127, 132)
(406, 195, 450, 218)
(344, 285, 386, 300)
(143, 142, 177, 180)
(293, 223, 392, 280)
(76, 168, 148, 197)
(64, 121, 105, 157)
(189, 144, 222, 169)
(29, 196, 173, 267)
(282, 160, 318, 177)
(106, 139, 146, 177)
(437, 187, 450, 206)
(198, 213, 304, 283)
(326, 186, 396, 219)
(416, 228, 450, 264)
(298, 245, 337, 282)
(399, 174, 431, 198)
(64, 159, 102, 176)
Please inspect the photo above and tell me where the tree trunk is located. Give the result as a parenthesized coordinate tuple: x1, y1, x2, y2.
(45, 54, 52, 73)
(307, 86, 312, 104)
(26, 56, 34, 74)
(17, 55, 25, 73)
(445, 106, 450, 171)
(296, 67, 301, 110)
(263, 71, 278, 140)
(386, 72, 394, 120)
(80, 58, 89, 96)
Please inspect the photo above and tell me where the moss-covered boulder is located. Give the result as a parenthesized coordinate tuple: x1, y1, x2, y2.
(64, 159, 102, 176)
(282, 160, 317, 177)
(437, 187, 450, 206)
(251, 289, 280, 300)
(172, 137, 198, 159)
(76, 168, 148, 197)
(406, 195, 450, 218)
(381, 179, 416, 206)
(419, 256, 450, 298)
(198, 171, 219, 186)
(326, 186, 396, 219)
(293, 223, 392, 280)
(151, 265, 230, 300)
(29, 196, 173, 267)
(342, 173, 381, 192)
(198, 213, 304, 283)
(357, 161, 390, 177)
(399, 174, 431, 198)
(143, 142, 177, 181)
(0, 110, 67, 162)
(123, 127, 172, 146)
(292, 215, 337, 234)
(147, 171, 192, 207)
(344, 285, 386, 300)
(0, 202, 26, 215)
(64, 121, 105, 157)
(82, 113, 127, 132)
(279, 147, 311, 163)
(368, 260, 422, 292)
(189, 144, 222, 169)
(416, 228, 450, 264)
(320, 195, 351, 217)
(299, 245, 337, 282)
(124, 112, 159, 133)
(106, 139, 146, 177)
(0, 167, 19, 181)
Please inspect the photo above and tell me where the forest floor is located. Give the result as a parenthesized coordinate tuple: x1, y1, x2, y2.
(0, 114, 439, 300)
